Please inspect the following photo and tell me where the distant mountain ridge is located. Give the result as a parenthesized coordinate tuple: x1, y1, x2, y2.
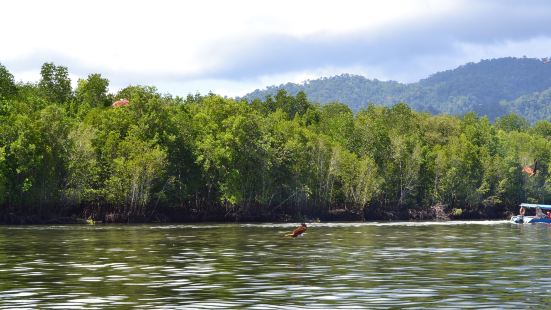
(242, 57, 551, 122)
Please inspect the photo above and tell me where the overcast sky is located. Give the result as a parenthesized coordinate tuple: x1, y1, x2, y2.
(2, 0, 551, 97)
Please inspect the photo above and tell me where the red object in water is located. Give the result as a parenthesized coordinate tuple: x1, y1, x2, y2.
(112, 98, 129, 108)
(288, 223, 307, 237)
(522, 166, 535, 176)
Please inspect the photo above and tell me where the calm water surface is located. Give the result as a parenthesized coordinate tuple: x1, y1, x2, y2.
(1, 221, 551, 309)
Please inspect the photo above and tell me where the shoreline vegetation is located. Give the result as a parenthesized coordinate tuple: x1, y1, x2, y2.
(1, 63, 550, 224)
(0, 203, 511, 225)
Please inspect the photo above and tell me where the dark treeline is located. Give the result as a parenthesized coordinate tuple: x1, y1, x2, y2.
(1, 63, 550, 223)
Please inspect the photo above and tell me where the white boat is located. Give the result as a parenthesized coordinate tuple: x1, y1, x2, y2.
(511, 203, 551, 224)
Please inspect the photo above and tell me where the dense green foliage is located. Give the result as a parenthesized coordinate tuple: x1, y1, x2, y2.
(500, 86, 551, 123)
(243, 57, 551, 122)
(1, 62, 550, 222)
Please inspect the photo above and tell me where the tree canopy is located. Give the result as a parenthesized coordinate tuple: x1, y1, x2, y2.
(0, 62, 550, 222)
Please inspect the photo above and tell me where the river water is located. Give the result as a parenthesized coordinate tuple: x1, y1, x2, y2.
(1, 221, 551, 309)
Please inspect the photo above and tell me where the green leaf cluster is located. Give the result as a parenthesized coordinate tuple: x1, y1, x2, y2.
(1, 62, 550, 221)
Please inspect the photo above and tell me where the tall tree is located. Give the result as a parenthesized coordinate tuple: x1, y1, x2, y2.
(0, 63, 17, 100)
(75, 73, 110, 108)
(38, 62, 72, 104)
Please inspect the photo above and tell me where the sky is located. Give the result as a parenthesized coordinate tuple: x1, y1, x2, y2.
(2, 0, 551, 97)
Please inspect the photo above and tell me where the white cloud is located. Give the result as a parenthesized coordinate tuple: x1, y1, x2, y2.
(1, 0, 551, 97)
(455, 36, 551, 61)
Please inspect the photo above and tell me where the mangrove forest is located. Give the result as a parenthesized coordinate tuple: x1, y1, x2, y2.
(0, 62, 550, 223)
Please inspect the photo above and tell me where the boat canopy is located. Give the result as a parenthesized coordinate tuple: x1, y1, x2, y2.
(520, 203, 551, 210)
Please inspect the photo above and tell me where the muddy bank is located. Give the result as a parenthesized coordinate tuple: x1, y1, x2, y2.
(0, 202, 516, 224)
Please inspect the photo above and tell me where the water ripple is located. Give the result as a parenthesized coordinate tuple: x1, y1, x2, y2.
(1, 222, 550, 308)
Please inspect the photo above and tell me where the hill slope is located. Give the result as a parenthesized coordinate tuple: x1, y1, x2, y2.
(242, 57, 551, 122)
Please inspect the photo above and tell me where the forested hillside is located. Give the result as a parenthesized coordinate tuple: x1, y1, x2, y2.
(243, 57, 551, 122)
(1, 62, 550, 223)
